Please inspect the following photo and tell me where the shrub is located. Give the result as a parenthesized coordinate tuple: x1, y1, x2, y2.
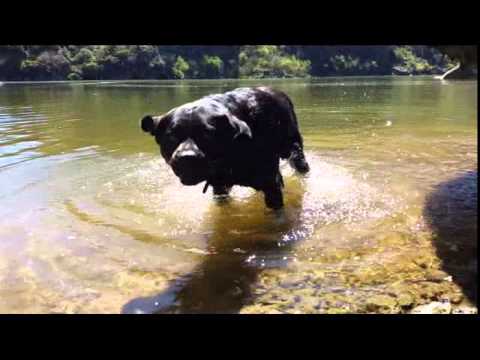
(201, 55, 223, 78)
(72, 48, 95, 65)
(172, 56, 190, 79)
(239, 45, 311, 78)
(393, 46, 433, 74)
(67, 72, 82, 81)
(81, 62, 101, 79)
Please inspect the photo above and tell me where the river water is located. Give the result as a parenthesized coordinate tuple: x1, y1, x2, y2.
(0, 77, 477, 313)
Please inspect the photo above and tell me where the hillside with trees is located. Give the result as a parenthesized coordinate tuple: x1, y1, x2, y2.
(0, 45, 468, 81)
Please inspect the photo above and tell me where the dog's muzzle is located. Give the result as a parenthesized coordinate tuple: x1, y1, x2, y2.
(169, 138, 208, 185)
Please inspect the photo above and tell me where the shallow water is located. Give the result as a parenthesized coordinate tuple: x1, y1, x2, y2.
(0, 77, 477, 313)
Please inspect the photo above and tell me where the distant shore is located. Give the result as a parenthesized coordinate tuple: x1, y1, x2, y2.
(1, 74, 477, 86)
(2, 45, 467, 82)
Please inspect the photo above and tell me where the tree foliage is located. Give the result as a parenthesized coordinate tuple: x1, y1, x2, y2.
(239, 45, 311, 78)
(0, 45, 470, 81)
(172, 56, 190, 79)
(201, 55, 223, 78)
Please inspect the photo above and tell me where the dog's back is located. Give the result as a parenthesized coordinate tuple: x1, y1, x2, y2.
(202, 87, 304, 160)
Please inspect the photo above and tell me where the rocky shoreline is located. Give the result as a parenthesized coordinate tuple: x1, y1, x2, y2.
(239, 265, 477, 314)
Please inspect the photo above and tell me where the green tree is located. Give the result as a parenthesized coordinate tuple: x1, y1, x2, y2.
(172, 56, 190, 79)
(72, 48, 96, 65)
(67, 72, 82, 81)
(0, 45, 27, 80)
(0, 45, 473, 81)
(20, 51, 71, 80)
(200, 55, 223, 78)
(239, 45, 311, 78)
(393, 46, 433, 74)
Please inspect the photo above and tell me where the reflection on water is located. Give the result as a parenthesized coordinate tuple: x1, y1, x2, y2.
(121, 182, 304, 314)
(0, 77, 477, 313)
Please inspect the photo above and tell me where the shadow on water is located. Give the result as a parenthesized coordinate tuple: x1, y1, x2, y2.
(424, 170, 478, 305)
(122, 182, 306, 314)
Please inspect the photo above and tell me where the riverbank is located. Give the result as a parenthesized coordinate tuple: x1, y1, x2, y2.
(0, 45, 461, 81)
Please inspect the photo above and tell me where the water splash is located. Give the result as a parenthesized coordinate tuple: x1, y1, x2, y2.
(277, 153, 399, 246)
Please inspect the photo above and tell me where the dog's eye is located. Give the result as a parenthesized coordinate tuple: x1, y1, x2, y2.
(167, 134, 179, 144)
(190, 132, 212, 152)
(194, 134, 210, 147)
(163, 128, 181, 143)
(204, 127, 216, 137)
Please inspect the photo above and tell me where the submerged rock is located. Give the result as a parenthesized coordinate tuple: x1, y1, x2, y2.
(396, 293, 415, 308)
(449, 292, 464, 304)
(410, 301, 452, 314)
(365, 295, 398, 313)
(239, 304, 284, 314)
(425, 270, 450, 283)
(451, 306, 478, 314)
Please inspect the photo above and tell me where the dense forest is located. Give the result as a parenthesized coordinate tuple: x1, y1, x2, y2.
(0, 45, 463, 81)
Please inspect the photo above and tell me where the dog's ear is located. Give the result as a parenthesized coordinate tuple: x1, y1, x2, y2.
(140, 115, 167, 136)
(209, 114, 252, 141)
(229, 115, 253, 141)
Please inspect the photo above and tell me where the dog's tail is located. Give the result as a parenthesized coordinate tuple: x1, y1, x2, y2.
(283, 98, 310, 174)
(288, 142, 310, 174)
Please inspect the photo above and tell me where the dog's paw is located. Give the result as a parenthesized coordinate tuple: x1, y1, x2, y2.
(213, 194, 231, 205)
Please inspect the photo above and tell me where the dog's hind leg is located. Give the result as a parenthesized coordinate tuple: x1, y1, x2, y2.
(264, 186, 284, 210)
(212, 185, 232, 206)
(263, 171, 284, 210)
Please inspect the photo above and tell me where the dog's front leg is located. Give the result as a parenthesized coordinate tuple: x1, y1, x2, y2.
(213, 185, 232, 196)
(263, 171, 284, 210)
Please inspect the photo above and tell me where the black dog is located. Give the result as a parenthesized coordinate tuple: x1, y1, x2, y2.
(140, 86, 309, 209)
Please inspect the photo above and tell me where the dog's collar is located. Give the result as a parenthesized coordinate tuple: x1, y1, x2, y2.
(202, 181, 210, 194)
(203, 157, 234, 194)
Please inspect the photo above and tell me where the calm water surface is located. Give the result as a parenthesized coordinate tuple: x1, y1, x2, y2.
(0, 77, 477, 313)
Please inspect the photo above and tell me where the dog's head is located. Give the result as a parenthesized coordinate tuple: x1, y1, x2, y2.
(140, 102, 252, 186)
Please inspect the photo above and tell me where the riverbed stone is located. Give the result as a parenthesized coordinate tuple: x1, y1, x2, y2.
(451, 306, 477, 314)
(410, 301, 452, 314)
(425, 269, 450, 282)
(365, 294, 398, 312)
(449, 292, 464, 304)
(396, 293, 415, 308)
